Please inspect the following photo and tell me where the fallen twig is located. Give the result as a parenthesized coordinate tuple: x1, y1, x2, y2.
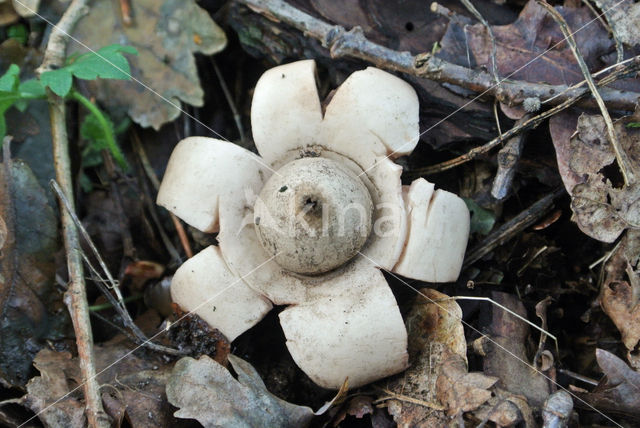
(374, 388, 445, 411)
(51, 180, 183, 356)
(491, 115, 530, 200)
(463, 188, 565, 267)
(539, 0, 634, 186)
(415, 59, 640, 175)
(238, 0, 640, 111)
(38, 1, 110, 426)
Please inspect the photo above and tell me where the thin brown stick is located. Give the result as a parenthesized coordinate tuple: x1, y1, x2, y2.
(134, 164, 183, 264)
(458, 0, 499, 85)
(118, 0, 133, 26)
(238, 0, 640, 111)
(50, 180, 183, 356)
(414, 60, 640, 175)
(463, 188, 564, 267)
(491, 114, 530, 200)
(374, 388, 445, 410)
(38, 1, 109, 426)
(49, 103, 110, 428)
(538, 1, 634, 186)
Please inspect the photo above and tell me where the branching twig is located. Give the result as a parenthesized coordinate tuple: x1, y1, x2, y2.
(414, 60, 640, 175)
(538, 1, 634, 186)
(51, 180, 183, 356)
(238, 0, 640, 111)
(38, 1, 110, 426)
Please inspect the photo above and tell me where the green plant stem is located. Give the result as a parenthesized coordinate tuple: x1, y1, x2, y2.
(89, 294, 143, 312)
(70, 89, 128, 170)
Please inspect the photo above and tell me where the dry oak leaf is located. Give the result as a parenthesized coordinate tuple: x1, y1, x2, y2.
(386, 288, 468, 426)
(574, 349, 640, 419)
(568, 113, 640, 242)
(22, 350, 85, 428)
(601, 230, 640, 351)
(593, 0, 640, 47)
(436, 352, 498, 417)
(437, 0, 611, 87)
(24, 311, 182, 428)
(166, 354, 315, 428)
(69, 0, 227, 129)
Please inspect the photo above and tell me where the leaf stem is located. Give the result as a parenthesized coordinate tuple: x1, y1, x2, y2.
(89, 294, 142, 312)
(70, 89, 128, 170)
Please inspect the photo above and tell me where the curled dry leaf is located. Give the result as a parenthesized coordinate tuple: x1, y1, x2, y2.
(552, 111, 640, 242)
(472, 390, 535, 427)
(573, 349, 640, 419)
(68, 0, 227, 129)
(600, 230, 640, 351)
(166, 355, 315, 428)
(23, 350, 86, 428)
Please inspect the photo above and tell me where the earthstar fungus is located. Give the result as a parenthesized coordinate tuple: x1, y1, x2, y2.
(157, 60, 470, 389)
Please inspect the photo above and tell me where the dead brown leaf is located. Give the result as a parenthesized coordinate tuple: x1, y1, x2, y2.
(23, 311, 183, 427)
(472, 393, 528, 427)
(22, 350, 85, 428)
(601, 230, 640, 351)
(436, 352, 498, 417)
(550, 105, 640, 243)
(481, 292, 551, 408)
(568, 112, 640, 242)
(574, 349, 640, 419)
(166, 354, 315, 427)
(438, 0, 611, 87)
(0, 155, 66, 388)
(69, 0, 227, 129)
(385, 289, 470, 425)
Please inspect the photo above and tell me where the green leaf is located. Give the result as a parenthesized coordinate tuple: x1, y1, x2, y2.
(19, 79, 46, 98)
(626, 122, 640, 128)
(7, 25, 28, 45)
(40, 69, 73, 97)
(81, 112, 114, 150)
(0, 64, 20, 92)
(463, 198, 496, 235)
(67, 44, 138, 81)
